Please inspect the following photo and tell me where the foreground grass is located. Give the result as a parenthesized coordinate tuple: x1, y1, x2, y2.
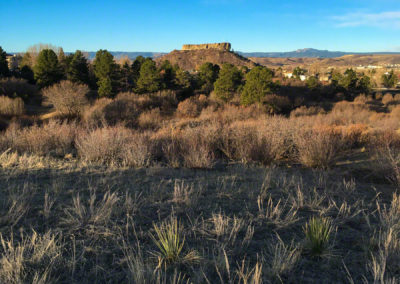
(0, 158, 399, 283)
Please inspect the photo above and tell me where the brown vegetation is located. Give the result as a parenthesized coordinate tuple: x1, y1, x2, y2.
(156, 49, 257, 70)
(1, 84, 400, 283)
(43, 80, 89, 117)
(0, 96, 24, 117)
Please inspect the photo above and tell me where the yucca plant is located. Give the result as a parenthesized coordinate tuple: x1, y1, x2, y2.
(150, 217, 199, 269)
(303, 216, 333, 257)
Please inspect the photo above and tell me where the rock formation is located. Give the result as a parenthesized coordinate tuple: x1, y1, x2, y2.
(182, 43, 231, 51)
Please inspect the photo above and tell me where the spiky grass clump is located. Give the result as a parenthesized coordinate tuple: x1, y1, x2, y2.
(303, 217, 334, 257)
(151, 217, 199, 269)
(266, 236, 300, 280)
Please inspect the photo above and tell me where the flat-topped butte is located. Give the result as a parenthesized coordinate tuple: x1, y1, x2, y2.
(182, 42, 231, 51)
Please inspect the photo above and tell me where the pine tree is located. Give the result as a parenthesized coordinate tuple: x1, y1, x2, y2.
(131, 56, 145, 86)
(240, 66, 275, 106)
(119, 61, 134, 92)
(98, 77, 113, 98)
(34, 49, 63, 88)
(67, 50, 89, 85)
(159, 60, 176, 89)
(93, 49, 119, 97)
(0, 46, 10, 77)
(136, 58, 161, 93)
(382, 70, 397, 88)
(213, 63, 243, 102)
(198, 62, 219, 93)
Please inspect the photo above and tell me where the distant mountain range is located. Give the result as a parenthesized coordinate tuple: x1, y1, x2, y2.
(96, 48, 400, 60)
(237, 48, 400, 58)
(84, 51, 166, 60)
(13, 48, 400, 60)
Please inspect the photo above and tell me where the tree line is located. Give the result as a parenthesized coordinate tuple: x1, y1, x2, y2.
(1, 45, 399, 108)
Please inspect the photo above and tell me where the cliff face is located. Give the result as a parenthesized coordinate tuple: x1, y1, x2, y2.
(182, 43, 231, 51)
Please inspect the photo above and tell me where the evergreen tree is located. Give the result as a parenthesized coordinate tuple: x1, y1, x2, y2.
(0, 46, 10, 77)
(293, 66, 307, 79)
(198, 62, 219, 93)
(306, 76, 319, 90)
(34, 49, 63, 88)
(20, 65, 35, 84)
(119, 61, 134, 92)
(67, 50, 89, 85)
(136, 58, 161, 93)
(131, 56, 145, 86)
(174, 67, 192, 90)
(93, 49, 119, 97)
(159, 60, 176, 89)
(357, 75, 372, 94)
(213, 63, 243, 102)
(98, 77, 113, 98)
(57, 47, 69, 77)
(240, 66, 275, 106)
(342, 69, 358, 90)
(382, 70, 397, 88)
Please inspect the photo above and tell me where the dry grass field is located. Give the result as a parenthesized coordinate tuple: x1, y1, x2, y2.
(0, 89, 400, 283)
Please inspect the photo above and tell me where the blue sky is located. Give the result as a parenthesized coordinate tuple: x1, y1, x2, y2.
(1, 0, 399, 53)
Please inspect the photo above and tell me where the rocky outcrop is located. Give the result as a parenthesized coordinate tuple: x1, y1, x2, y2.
(182, 43, 231, 51)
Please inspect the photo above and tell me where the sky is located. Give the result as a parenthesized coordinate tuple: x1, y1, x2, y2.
(1, 0, 400, 53)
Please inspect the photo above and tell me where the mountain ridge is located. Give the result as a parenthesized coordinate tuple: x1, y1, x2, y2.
(11, 48, 400, 60)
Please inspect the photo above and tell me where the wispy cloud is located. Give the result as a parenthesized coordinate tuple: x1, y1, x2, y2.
(332, 11, 400, 28)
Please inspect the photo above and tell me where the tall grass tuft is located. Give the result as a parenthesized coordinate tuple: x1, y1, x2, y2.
(150, 217, 199, 269)
(303, 216, 334, 257)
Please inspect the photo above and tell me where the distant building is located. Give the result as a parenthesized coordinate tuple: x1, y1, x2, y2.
(319, 75, 331, 82)
(299, 75, 307, 81)
(284, 72, 293, 79)
(6, 54, 20, 71)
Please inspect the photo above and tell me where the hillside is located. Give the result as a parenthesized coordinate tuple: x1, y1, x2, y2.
(155, 49, 257, 70)
(251, 54, 400, 69)
(240, 48, 400, 58)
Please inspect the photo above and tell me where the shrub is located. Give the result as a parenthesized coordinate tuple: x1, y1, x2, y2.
(42, 80, 89, 117)
(373, 130, 400, 185)
(0, 120, 77, 157)
(76, 126, 153, 167)
(82, 97, 113, 127)
(0, 96, 24, 116)
(382, 93, 394, 105)
(176, 96, 208, 118)
(0, 77, 38, 102)
(353, 94, 369, 104)
(375, 92, 383, 100)
(160, 135, 183, 168)
(391, 105, 400, 120)
(180, 127, 216, 168)
(294, 127, 344, 169)
(219, 119, 288, 165)
(303, 217, 334, 257)
(83, 91, 177, 128)
(330, 101, 371, 125)
(76, 126, 132, 165)
(123, 132, 154, 167)
(262, 94, 292, 114)
(138, 108, 164, 129)
(290, 106, 325, 117)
